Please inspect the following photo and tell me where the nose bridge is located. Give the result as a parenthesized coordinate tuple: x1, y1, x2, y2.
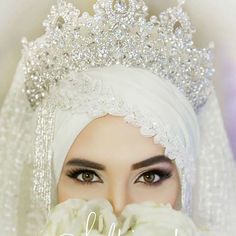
(108, 179, 129, 216)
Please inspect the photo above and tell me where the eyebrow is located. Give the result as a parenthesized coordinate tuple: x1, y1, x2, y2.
(131, 155, 173, 170)
(66, 155, 173, 171)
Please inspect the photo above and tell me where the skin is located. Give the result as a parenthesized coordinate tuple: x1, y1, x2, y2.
(57, 114, 181, 215)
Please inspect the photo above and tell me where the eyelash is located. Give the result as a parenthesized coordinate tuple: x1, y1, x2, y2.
(66, 168, 172, 187)
(135, 169, 172, 187)
(66, 168, 102, 185)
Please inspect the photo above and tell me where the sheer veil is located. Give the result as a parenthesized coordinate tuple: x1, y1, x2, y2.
(0, 54, 236, 236)
(0, 2, 236, 236)
(0, 58, 35, 234)
(193, 88, 236, 234)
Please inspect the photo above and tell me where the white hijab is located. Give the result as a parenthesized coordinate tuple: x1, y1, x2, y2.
(47, 64, 236, 235)
(0, 60, 235, 235)
(51, 65, 200, 186)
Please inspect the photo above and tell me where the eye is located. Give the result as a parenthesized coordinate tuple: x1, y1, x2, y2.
(135, 169, 172, 186)
(66, 169, 102, 184)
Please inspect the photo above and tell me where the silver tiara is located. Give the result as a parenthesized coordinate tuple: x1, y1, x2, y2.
(21, 0, 215, 112)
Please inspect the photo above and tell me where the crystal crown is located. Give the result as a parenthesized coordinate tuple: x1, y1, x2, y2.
(21, 0, 215, 112)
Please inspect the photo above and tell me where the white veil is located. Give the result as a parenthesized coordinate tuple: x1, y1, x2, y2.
(0, 55, 236, 235)
(193, 88, 236, 233)
(0, 0, 236, 235)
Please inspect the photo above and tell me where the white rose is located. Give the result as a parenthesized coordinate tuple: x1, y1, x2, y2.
(41, 199, 217, 236)
(41, 198, 118, 236)
(119, 201, 199, 236)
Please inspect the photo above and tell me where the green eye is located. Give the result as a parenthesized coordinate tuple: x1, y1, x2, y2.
(77, 171, 100, 182)
(67, 169, 102, 184)
(137, 172, 160, 184)
(135, 169, 172, 186)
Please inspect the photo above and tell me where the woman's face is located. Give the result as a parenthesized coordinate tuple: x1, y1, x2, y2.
(57, 114, 181, 215)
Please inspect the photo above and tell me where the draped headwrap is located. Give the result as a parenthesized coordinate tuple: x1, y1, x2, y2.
(0, 0, 236, 235)
(0, 50, 236, 236)
(51, 65, 200, 187)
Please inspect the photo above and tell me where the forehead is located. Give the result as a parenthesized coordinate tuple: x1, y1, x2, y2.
(66, 114, 165, 166)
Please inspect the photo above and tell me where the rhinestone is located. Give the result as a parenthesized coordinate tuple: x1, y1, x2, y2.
(21, 0, 214, 112)
(114, 0, 127, 14)
(55, 16, 65, 29)
(150, 15, 158, 24)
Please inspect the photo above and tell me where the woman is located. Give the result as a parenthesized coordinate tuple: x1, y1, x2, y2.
(0, 0, 235, 235)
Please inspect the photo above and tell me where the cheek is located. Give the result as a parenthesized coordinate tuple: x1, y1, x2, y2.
(57, 176, 107, 203)
(57, 177, 73, 203)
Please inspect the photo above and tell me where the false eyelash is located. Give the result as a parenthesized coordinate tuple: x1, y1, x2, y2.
(66, 168, 172, 186)
(135, 168, 172, 187)
(66, 168, 102, 185)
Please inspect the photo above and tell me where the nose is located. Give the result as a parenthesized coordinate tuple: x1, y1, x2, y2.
(108, 181, 129, 216)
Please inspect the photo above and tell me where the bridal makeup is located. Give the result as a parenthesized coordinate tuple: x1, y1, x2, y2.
(65, 155, 174, 187)
(57, 114, 181, 215)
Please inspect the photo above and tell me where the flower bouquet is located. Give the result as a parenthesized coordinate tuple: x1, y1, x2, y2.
(40, 198, 218, 236)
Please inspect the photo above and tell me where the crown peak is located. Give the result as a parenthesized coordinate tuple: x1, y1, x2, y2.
(22, 0, 214, 112)
(114, 0, 128, 13)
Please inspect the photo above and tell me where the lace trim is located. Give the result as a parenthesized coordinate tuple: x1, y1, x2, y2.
(54, 72, 192, 193)
(28, 70, 196, 233)
(49, 71, 187, 165)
